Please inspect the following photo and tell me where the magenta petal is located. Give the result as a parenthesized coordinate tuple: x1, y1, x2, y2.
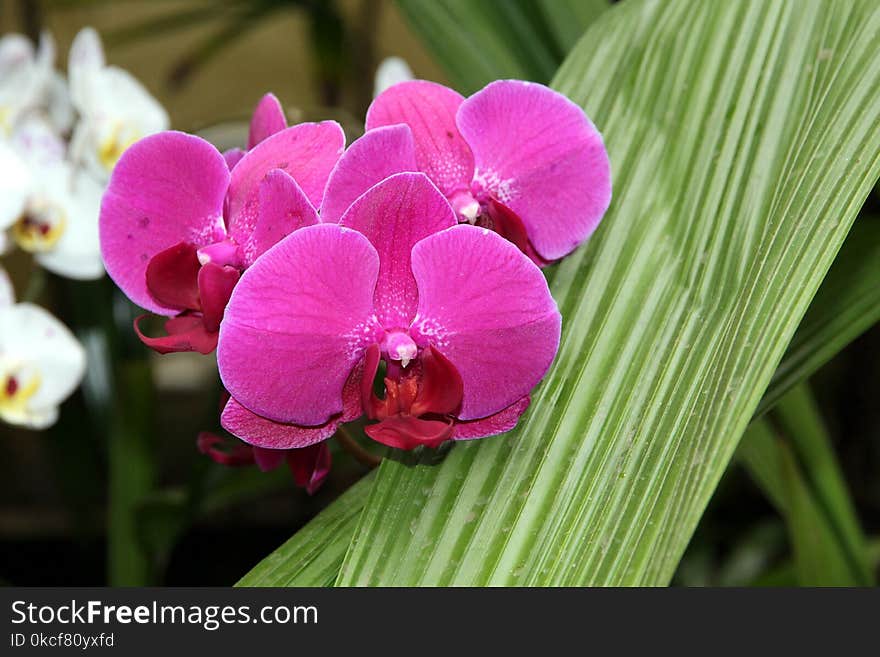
(248, 93, 287, 150)
(457, 80, 612, 261)
(100, 131, 229, 314)
(233, 169, 319, 266)
(223, 148, 245, 170)
(218, 224, 382, 426)
(145, 242, 201, 312)
(252, 445, 286, 471)
(288, 443, 331, 495)
(198, 432, 257, 467)
(453, 395, 530, 440)
(197, 263, 240, 332)
(221, 360, 363, 449)
(365, 415, 453, 450)
(366, 80, 474, 198)
(134, 314, 217, 355)
(226, 122, 344, 237)
(339, 172, 456, 327)
(321, 125, 419, 224)
(221, 398, 341, 449)
(410, 225, 560, 420)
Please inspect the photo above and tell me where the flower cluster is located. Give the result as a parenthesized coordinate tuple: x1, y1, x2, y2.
(0, 28, 167, 280)
(100, 79, 611, 493)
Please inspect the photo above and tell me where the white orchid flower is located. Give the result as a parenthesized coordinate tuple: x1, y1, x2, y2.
(0, 32, 55, 136)
(0, 267, 86, 429)
(373, 56, 414, 98)
(0, 117, 103, 279)
(68, 27, 168, 180)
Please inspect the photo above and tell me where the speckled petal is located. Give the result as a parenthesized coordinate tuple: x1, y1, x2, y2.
(410, 225, 560, 420)
(339, 172, 455, 328)
(366, 80, 474, 198)
(217, 224, 381, 426)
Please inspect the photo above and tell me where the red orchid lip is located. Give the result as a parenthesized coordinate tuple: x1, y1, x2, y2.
(136, 241, 240, 355)
(361, 343, 464, 449)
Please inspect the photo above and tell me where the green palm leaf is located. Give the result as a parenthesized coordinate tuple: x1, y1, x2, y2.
(333, 0, 880, 586)
(236, 211, 880, 587)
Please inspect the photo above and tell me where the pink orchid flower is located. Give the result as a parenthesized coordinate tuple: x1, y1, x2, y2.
(197, 431, 330, 495)
(99, 97, 344, 354)
(322, 79, 612, 266)
(217, 172, 561, 450)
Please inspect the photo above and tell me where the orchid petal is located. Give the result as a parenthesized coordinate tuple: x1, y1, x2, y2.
(35, 31, 55, 70)
(100, 131, 229, 314)
(221, 396, 341, 450)
(47, 72, 75, 134)
(221, 358, 364, 449)
(252, 446, 284, 471)
(457, 80, 612, 261)
(68, 27, 105, 110)
(339, 172, 455, 327)
(366, 80, 474, 198)
(231, 168, 319, 267)
(227, 122, 344, 234)
(288, 443, 332, 495)
(198, 432, 256, 467)
(409, 345, 463, 417)
(218, 224, 381, 426)
(145, 242, 201, 311)
(134, 314, 217, 355)
(411, 225, 560, 420)
(223, 148, 245, 170)
(365, 415, 452, 450)
(75, 65, 167, 130)
(321, 124, 419, 224)
(484, 197, 548, 267)
(453, 395, 530, 440)
(0, 142, 30, 231)
(11, 115, 66, 167)
(0, 33, 51, 128)
(247, 93, 287, 149)
(0, 35, 33, 79)
(198, 263, 239, 332)
(72, 65, 169, 180)
(0, 266, 14, 307)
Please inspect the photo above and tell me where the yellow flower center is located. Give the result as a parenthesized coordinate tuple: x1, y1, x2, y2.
(0, 372, 41, 424)
(11, 200, 66, 253)
(98, 123, 139, 171)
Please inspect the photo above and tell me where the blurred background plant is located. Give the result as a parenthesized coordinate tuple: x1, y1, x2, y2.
(0, 0, 877, 587)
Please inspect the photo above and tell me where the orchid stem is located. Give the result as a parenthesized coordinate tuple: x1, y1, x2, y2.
(336, 426, 382, 469)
